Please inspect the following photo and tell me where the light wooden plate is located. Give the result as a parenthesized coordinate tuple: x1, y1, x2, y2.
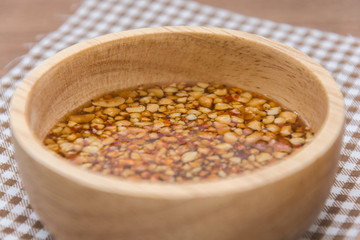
(10, 26, 344, 240)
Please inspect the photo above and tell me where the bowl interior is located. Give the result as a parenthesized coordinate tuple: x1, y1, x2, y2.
(28, 30, 328, 142)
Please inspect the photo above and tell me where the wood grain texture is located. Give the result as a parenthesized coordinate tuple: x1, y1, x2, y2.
(1, 0, 360, 77)
(10, 26, 344, 240)
(197, 0, 360, 36)
(0, 0, 83, 77)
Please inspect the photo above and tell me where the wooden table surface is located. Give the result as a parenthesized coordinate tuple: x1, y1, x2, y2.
(1, 0, 360, 238)
(1, 0, 360, 78)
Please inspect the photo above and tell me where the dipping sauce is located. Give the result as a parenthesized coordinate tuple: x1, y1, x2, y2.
(44, 82, 314, 182)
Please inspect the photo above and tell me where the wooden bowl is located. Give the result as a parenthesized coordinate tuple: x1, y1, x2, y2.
(10, 26, 344, 240)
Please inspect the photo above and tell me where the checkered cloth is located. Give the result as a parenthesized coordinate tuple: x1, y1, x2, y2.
(1, 0, 360, 239)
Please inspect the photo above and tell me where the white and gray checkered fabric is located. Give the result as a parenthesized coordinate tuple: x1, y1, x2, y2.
(1, 0, 360, 239)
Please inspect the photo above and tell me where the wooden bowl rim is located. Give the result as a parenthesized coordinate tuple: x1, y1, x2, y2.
(10, 26, 344, 199)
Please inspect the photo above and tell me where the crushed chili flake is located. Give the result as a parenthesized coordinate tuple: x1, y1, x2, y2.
(43, 82, 314, 182)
